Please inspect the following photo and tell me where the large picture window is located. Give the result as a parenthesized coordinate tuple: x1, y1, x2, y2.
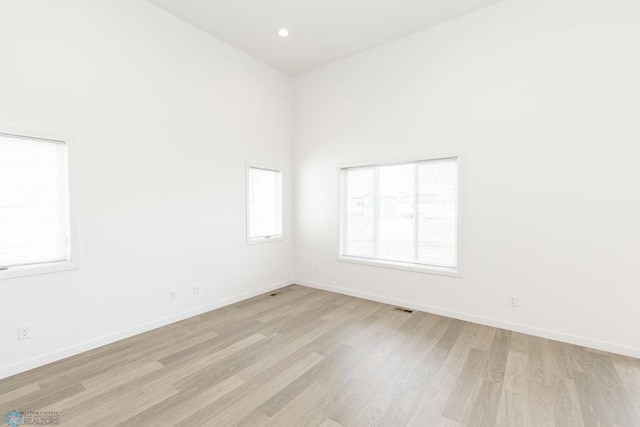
(340, 157, 459, 274)
(0, 129, 77, 279)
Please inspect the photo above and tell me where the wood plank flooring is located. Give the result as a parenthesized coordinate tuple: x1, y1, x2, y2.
(1, 285, 639, 426)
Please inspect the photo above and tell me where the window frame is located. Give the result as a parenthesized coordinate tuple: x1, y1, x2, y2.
(0, 125, 79, 281)
(338, 155, 462, 277)
(246, 163, 283, 245)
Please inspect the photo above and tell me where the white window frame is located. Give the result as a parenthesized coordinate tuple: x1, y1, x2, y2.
(0, 125, 79, 280)
(246, 163, 283, 245)
(338, 155, 462, 277)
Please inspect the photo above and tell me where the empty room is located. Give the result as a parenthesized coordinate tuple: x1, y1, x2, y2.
(1, 0, 639, 426)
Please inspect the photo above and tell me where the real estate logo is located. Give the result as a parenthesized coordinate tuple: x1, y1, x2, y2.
(5, 411, 23, 427)
(4, 411, 60, 426)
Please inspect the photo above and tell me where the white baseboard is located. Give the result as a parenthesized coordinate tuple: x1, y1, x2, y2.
(296, 279, 640, 359)
(4, 277, 636, 380)
(0, 279, 293, 380)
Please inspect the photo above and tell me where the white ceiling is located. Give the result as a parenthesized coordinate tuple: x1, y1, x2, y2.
(146, 0, 505, 76)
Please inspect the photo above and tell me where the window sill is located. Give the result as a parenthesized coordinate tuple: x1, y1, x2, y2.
(338, 255, 460, 277)
(247, 236, 284, 245)
(0, 261, 79, 281)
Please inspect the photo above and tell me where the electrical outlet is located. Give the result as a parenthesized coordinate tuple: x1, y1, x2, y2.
(315, 266, 320, 273)
(18, 323, 32, 341)
(508, 295, 518, 307)
(170, 289, 177, 301)
(193, 283, 201, 295)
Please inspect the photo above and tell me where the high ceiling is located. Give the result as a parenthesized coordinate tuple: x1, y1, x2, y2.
(146, 0, 505, 76)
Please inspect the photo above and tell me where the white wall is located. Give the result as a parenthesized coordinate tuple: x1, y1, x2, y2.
(2, 0, 639, 379)
(293, 0, 640, 357)
(0, 0, 293, 377)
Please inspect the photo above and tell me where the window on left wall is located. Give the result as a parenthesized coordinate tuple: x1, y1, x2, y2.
(0, 129, 78, 279)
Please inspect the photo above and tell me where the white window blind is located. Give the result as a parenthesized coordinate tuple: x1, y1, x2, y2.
(0, 133, 70, 269)
(248, 167, 282, 241)
(341, 158, 458, 272)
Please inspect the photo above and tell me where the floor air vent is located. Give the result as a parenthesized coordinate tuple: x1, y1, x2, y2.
(394, 307, 414, 313)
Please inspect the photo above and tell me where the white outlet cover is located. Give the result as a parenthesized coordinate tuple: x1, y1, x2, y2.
(18, 324, 32, 340)
(170, 289, 177, 301)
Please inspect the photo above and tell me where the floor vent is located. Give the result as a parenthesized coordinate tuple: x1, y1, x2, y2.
(270, 292, 282, 297)
(394, 307, 414, 313)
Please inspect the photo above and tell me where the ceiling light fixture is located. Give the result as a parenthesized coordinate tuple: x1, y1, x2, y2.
(278, 28, 289, 37)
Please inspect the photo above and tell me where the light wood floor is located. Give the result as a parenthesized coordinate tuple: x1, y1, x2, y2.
(1, 285, 639, 426)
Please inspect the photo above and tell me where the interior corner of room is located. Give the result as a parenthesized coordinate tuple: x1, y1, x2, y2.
(1, 0, 639, 424)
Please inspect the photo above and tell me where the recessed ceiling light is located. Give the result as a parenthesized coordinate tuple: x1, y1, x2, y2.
(278, 28, 289, 38)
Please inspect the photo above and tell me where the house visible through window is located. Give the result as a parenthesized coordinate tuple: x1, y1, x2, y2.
(247, 166, 282, 243)
(0, 130, 75, 277)
(340, 157, 458, 273)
